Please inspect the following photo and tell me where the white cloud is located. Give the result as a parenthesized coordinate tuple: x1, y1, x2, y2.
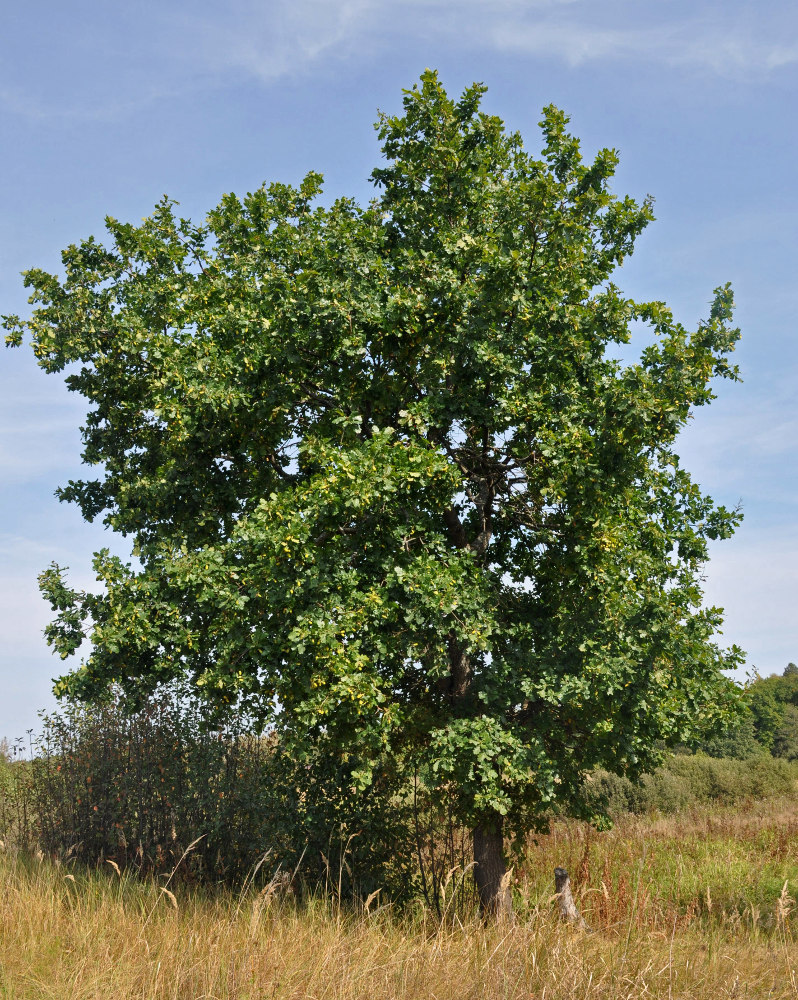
(0, 571, 52, 658)
(702, 527, 798, 675)
(0, 531, 100, 691)
(0, 414, 84, 484)
(4, 0, 796, 124)
(181, 0, 377, 83)
(0, 575, 62, 739)
(0, 63, 191, 124)
(0, 533, 64, 566)
(488, 11, 798, 75)
(673, 371, 798, 510)
(201, 0, 798, 80)
(489, 19, 661, 66)
(674, 33, 798, 75)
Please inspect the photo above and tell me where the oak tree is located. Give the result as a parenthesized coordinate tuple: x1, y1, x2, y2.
(5, 72, 744, 916)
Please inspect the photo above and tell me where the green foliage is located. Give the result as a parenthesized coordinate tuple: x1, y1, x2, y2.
(5, 688, 797, 909)
(772, 704, 798, 761)
(696, 710, 765, 760)
(662, 754, 796, 804)
(580, 769, 648, 818)
(25, 689, 294, 880)
(0, 742, 37, 852)
(583, 754, 798, 818)
(4, 72, 743, 848)
(746, 665, 798, 755)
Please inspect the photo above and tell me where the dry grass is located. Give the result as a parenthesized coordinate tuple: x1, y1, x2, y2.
(2, 800, 798, 999)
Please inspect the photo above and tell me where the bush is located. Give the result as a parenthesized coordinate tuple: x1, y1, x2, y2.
(8, 688, 798, 901)
(23, 691, 295, 881)
(661, 754, 797, 805)
(638, 767, 694, 814)
(581, 770, 645, 818)
(697, 712, 765, 760)
(2, 687, 420, 900)
(0, 740, 38, 852)
(772, 704, 798, 760)
(583, 753, 798, 819)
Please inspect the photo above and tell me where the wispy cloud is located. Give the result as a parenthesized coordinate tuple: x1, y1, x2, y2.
(3, 0, 796, 123)
(0, 78, 191, 124)
(674, 33, 798, 75)
(196, 0, 798, 80)
(489, 19, 662, 66)
(702, 526, 798, 674)
(675, 373, 798, 506)
(0, 531, 100, 668)
(0, 563, 64, 737)
(180, 0, 377, 84)
(487, 10, 798, 75)
(0, 409, 84, 484)
(0, 572, 51, 658)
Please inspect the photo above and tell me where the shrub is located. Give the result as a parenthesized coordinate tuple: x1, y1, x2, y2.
(582, 754, 798, 819)
(24, 690, 293, 881)
(0, 740, 37, 851)
(661, 754, 797, 805)
(638, 768, 694, 814)
(4, 687, 420, 899)
(581, 770, 645, 818)
(697, 712, 765, 760)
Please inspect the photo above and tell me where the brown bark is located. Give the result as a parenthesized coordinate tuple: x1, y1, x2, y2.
(438, 506, 508, 920)
(443, 634, 472, 701)
(473, 815, 513, 920)
(442, 507, 469, 550)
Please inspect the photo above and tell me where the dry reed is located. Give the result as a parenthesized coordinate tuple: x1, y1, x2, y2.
(2, 798, 798, 999)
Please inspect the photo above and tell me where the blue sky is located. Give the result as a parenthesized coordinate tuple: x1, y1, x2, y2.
(2, 0, 797, 740)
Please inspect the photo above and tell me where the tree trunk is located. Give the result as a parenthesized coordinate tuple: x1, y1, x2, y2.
(444, 634, 472, 701)
(473, 815, 513, 920)
(443, 634, 513, 921)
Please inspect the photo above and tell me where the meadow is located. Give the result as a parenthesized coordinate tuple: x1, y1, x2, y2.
(2, 796, 798, 999)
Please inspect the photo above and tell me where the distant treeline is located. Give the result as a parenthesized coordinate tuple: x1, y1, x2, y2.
(2, 667, 798, 901)
(704, 663, 798, 761)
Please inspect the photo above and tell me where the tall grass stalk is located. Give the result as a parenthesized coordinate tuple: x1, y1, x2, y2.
(1, 845, 796, 1000)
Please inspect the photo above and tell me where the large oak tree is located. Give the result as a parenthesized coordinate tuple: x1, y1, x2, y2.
(5, 72, 743, 916)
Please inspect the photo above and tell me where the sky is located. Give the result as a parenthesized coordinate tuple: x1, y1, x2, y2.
(1, 0, 797, 741)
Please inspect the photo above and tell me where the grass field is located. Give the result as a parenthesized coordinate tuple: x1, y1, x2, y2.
(2, 798, 798, 999)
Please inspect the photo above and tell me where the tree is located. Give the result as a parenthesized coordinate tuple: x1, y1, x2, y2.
(748, 680, 784, 750)
(747, 664, 798, 755)
(772, 704, 798, 761)
(697, 709, 763, 760)
(4, 72, 744, 917)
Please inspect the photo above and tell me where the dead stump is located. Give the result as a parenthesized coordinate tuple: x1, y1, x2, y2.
(554, 866, 589, 930)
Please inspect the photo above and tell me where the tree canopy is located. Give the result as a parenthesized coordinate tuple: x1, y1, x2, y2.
(4, 71, 744, 914)
(745, 665, 798, 758)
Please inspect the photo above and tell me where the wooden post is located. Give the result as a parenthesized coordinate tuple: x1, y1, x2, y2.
(554, 867, 588, 930)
